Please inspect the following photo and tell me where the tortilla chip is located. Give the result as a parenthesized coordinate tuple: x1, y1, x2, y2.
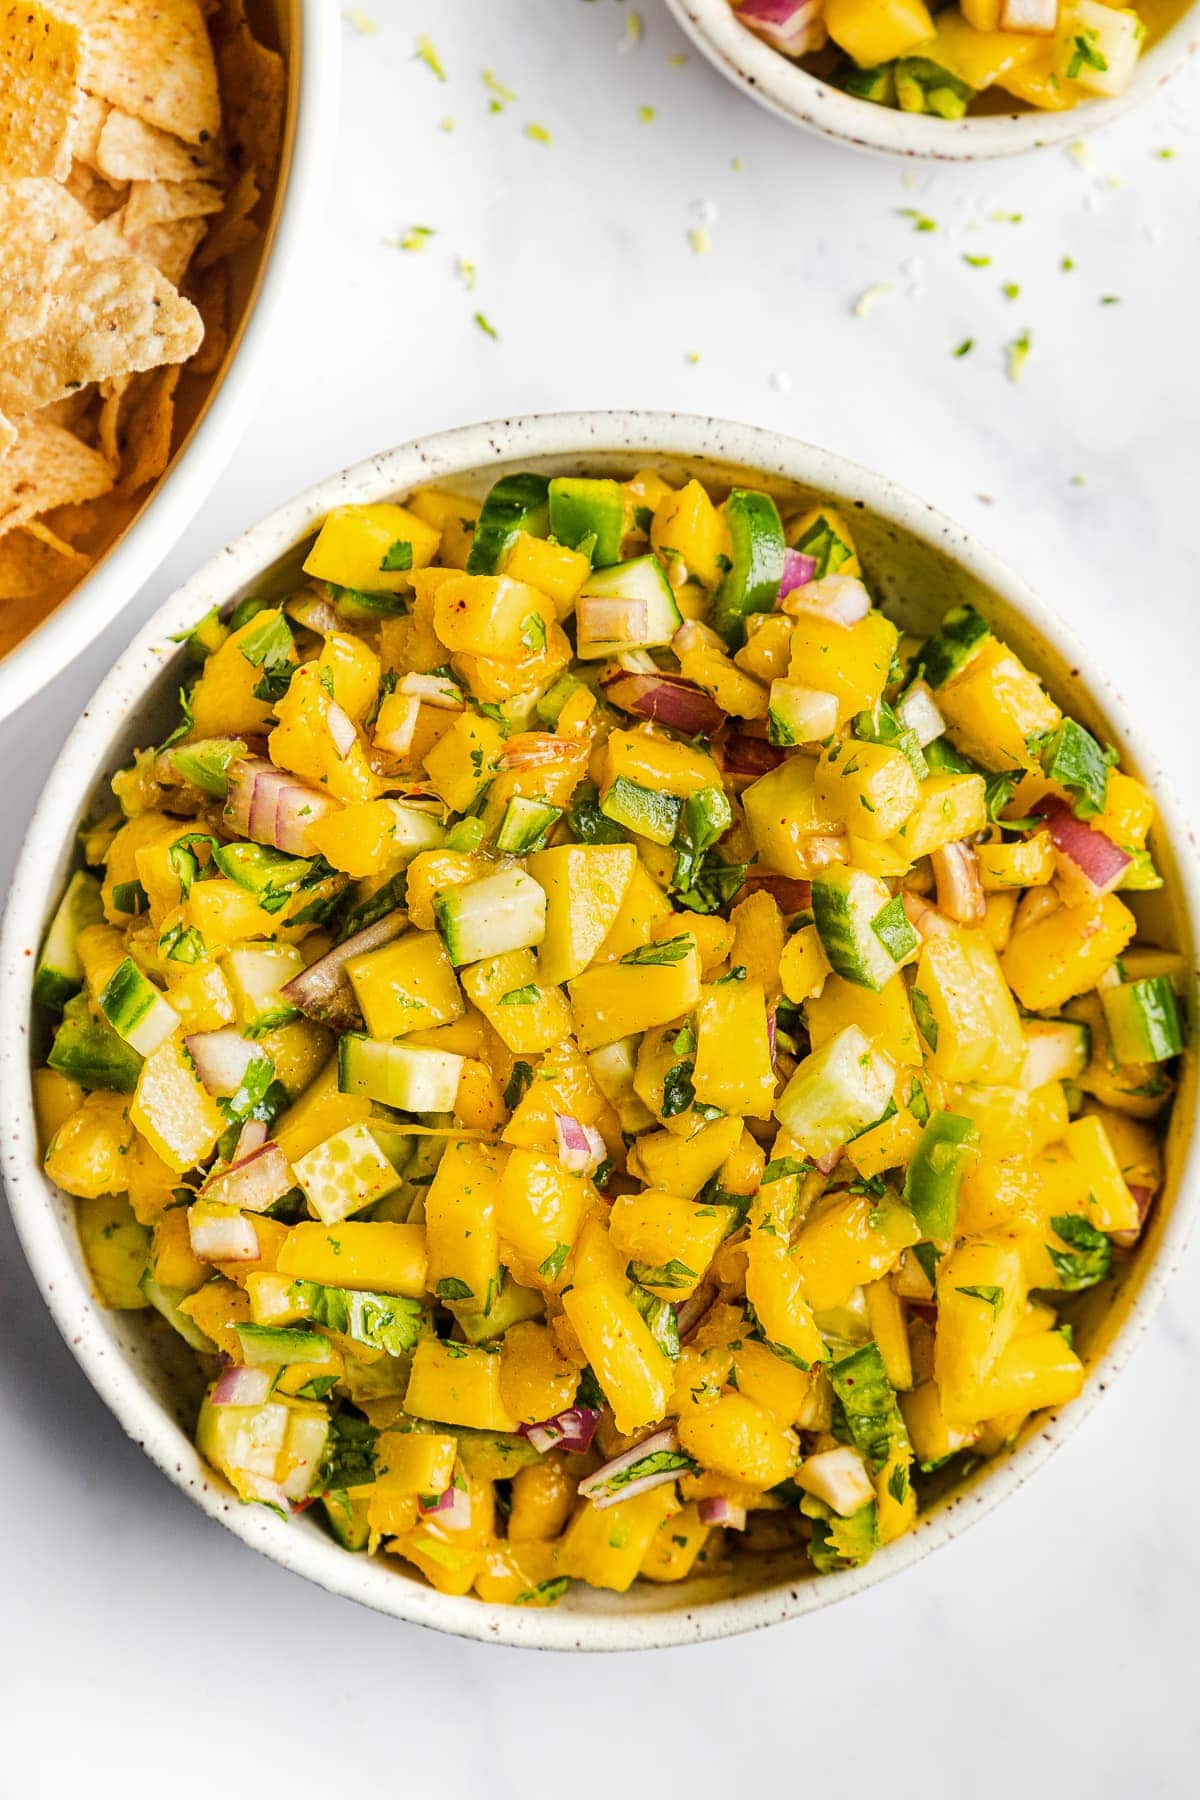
(120, 215, 209, 286)
(52, 0, 220, 147)
(0, 256, 203, 415)
(96, 106, 225, 183)
(186, 262, 228, 376)
(96, 374, 128, 466)
(0, 521, 94, 609)
(121, 177, 224, 235)
(0, 417, 114, 538)
(0, 3, 84, 182)
(0, 415, 16, 461)
(212, 0, 285, 189)
(69, 90, 108, 165)
(39, 387, 99, 431)
(194, 164, 258, 269)
(0, 178, 94, 341)
(115, 364, 180, 491)
(63, 156, 129, 221)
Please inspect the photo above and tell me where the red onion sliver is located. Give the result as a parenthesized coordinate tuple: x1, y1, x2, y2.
(782, 574, 870, 628)
(519, 1406, 601, 1456)
(1112, 1184, 1155, 1249)
(578, 595, 649, 649)
(325, 700, 358, 759)
(578, 1426, 684, 1510)
(234, 1118, 269, 1161)
(931, 841, 986, 927)
(211, 1365, 273, 1406)
(224, 758, 341, 857)
(778, 547, 817, 600)
(198, 1143, 295, 1215)
(553, 1112, 608, 1176)
(601, 672, 727, 737)
(676, 1280, 719, 1345)
(418, 1485, 473, 1532)
(741, 873, 813, 914)
(721, 733, 784, 779)
(280, 909, 406, 1030)
(902, 891, 956, 939)
(697, 1496, 748, 1531)
(1041, 799, 1132, 896)
(737, 0, 824, 54)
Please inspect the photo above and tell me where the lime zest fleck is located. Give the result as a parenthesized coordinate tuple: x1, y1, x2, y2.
(524, 121, 552, 145)
(853, 282, 892, 319)
(343, 7, 377, 33)
(685, 350, 701, 365)
(1006, 328, 1031, 383)
(638, 105, 657, 124)
(899, 208, 937, 233)
(394, 224, 435, 253)
(989, 210, 1023, 224)
(1002, 281, 1020, 301)
(483, 69, 515, 110)
(620, 11, 644, 48)
(668, 51, 688, 66)
(687, 226, 711, 256)
(1060, 255, 1075, 272)
(962, 254, 991, 268)
(414, 34, 446, 81)
(474, 311, 498, 340)
(953, 338, 974, 358)
(456, 257, 477, 290)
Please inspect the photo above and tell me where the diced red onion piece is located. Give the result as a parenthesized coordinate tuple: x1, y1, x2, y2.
(235, 1118, 269, 1161)
(553, 1112, 608, 1176)
(1042, 799, 1132, 897)
(601, 671, 727, 737)
(211, 1364, 274, 1406)
(676, 1280, 719, 1344)
(578, 594, 649, 648)
(722, 733, 783, 778)
(418, 1485, 473, 1531)
(199, 1143, 295, 1215)
(224, 758, 341, 857)
(737, 0, 824, 55)
(814, 1148, 841, 1177)
(1112, 1184, 1155, 1249)
(287, 589, 342, 634)
(240, 1473, 293, 1512)
(280, 909, 406, 1030)
(279, 1440, 328, 1503)
(697, 1496, 748, 1530)
(519, 1406, 601, 1455)
(932, 841, 986, 926)
(185, 1028, 261, 1097)
(399, 671, 464, 709)
(189, 1205, 261, 1263)
(778, 547, 818, 600)
(896, 680, 946, 748)
(578, 1426, 682, 1510)
(325, 700, 358, 759)
(741, 873, 813, 914)
(781, 574, 870, 627)
(615, 649, 660, 675)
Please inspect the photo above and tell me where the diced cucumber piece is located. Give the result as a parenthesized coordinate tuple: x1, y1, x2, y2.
(1101, 977, 1183, 1065)
(293, 1121, 406, 1224)
(495, 796, 561, 854)
(548, 476, 624, 567)
(212, 841, 316, 910)
(163, 737, 247, 799)
(321, 1490, 371, 1551)
(853, 699, 928, 781)
(575, 555, 682, 660)
(338, 1034, 465, 1113)
(1017, 1019, 1091, 1090)
(109, 881, 148, 916)
(222, 944, 305, 1035)
(672, 785, 732, 890)
(709, 489, 786, 648)
(768, 682, 838, 748)
(33, 870, 104, 1011)
(140, 1272, 217, 1352)
(98, 958, 181, 1056)
(600, 776, 681, 847)
(466, 472, 550, 575)
(919, 605, 990, 688)
(812, 866, 914, 992)
(774, 1025, 896, 1163)
(903, 1111, 978, 1242)
(443, 817, 488, 853)
(837, 62, 896, 105)
(434, 867, 547, 965)
(237, 1323, 336, 1368)
(535, 672, 586, 726)
(47, 993, 143, 1092)
(923, 738, 977, 776)
(894, 57, 975, 120)
(455, 1272, 545, 1344)
(290, 1281, 425, 1355)
(387, 801, 447, 858)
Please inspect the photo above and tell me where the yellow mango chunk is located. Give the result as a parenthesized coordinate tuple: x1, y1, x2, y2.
(303, 502, 441, 592)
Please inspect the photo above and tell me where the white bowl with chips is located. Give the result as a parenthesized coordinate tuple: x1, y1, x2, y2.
(4, 411, 1198, 1651)
(0, 0, 340, 722)
(663, 0, 1200, 159)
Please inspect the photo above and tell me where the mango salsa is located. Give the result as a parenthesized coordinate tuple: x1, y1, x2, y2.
(32, 472, 1182, 1610)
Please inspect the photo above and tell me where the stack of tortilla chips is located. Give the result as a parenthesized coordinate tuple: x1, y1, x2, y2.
(0, 0, 285, 655)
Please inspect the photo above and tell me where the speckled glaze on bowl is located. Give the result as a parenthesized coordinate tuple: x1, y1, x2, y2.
(2, 411, 1197, 1651)
(663, 0, 1200, 159)
(0, 0, 341, 724)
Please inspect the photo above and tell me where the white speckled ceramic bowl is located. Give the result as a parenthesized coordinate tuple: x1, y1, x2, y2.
(663, 0, 1200, 159)
(0, 0, 341, 723)
(2, 412, 1196, 1650)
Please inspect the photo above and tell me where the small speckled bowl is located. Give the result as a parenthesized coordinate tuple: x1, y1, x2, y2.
(2, 411, 1197, 1650)
(663, 0, 1200, 159)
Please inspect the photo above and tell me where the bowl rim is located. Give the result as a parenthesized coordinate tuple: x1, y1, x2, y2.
(3, 408, 1198, 1652)
(662, 0, 1200, 159)
(0, 0, 343, 726)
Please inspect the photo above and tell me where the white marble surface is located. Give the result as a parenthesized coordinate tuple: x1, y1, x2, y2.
(2, 3, 1198, 1792)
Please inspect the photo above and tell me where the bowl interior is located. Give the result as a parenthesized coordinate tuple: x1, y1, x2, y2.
(7, 422, 1197, 1649)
